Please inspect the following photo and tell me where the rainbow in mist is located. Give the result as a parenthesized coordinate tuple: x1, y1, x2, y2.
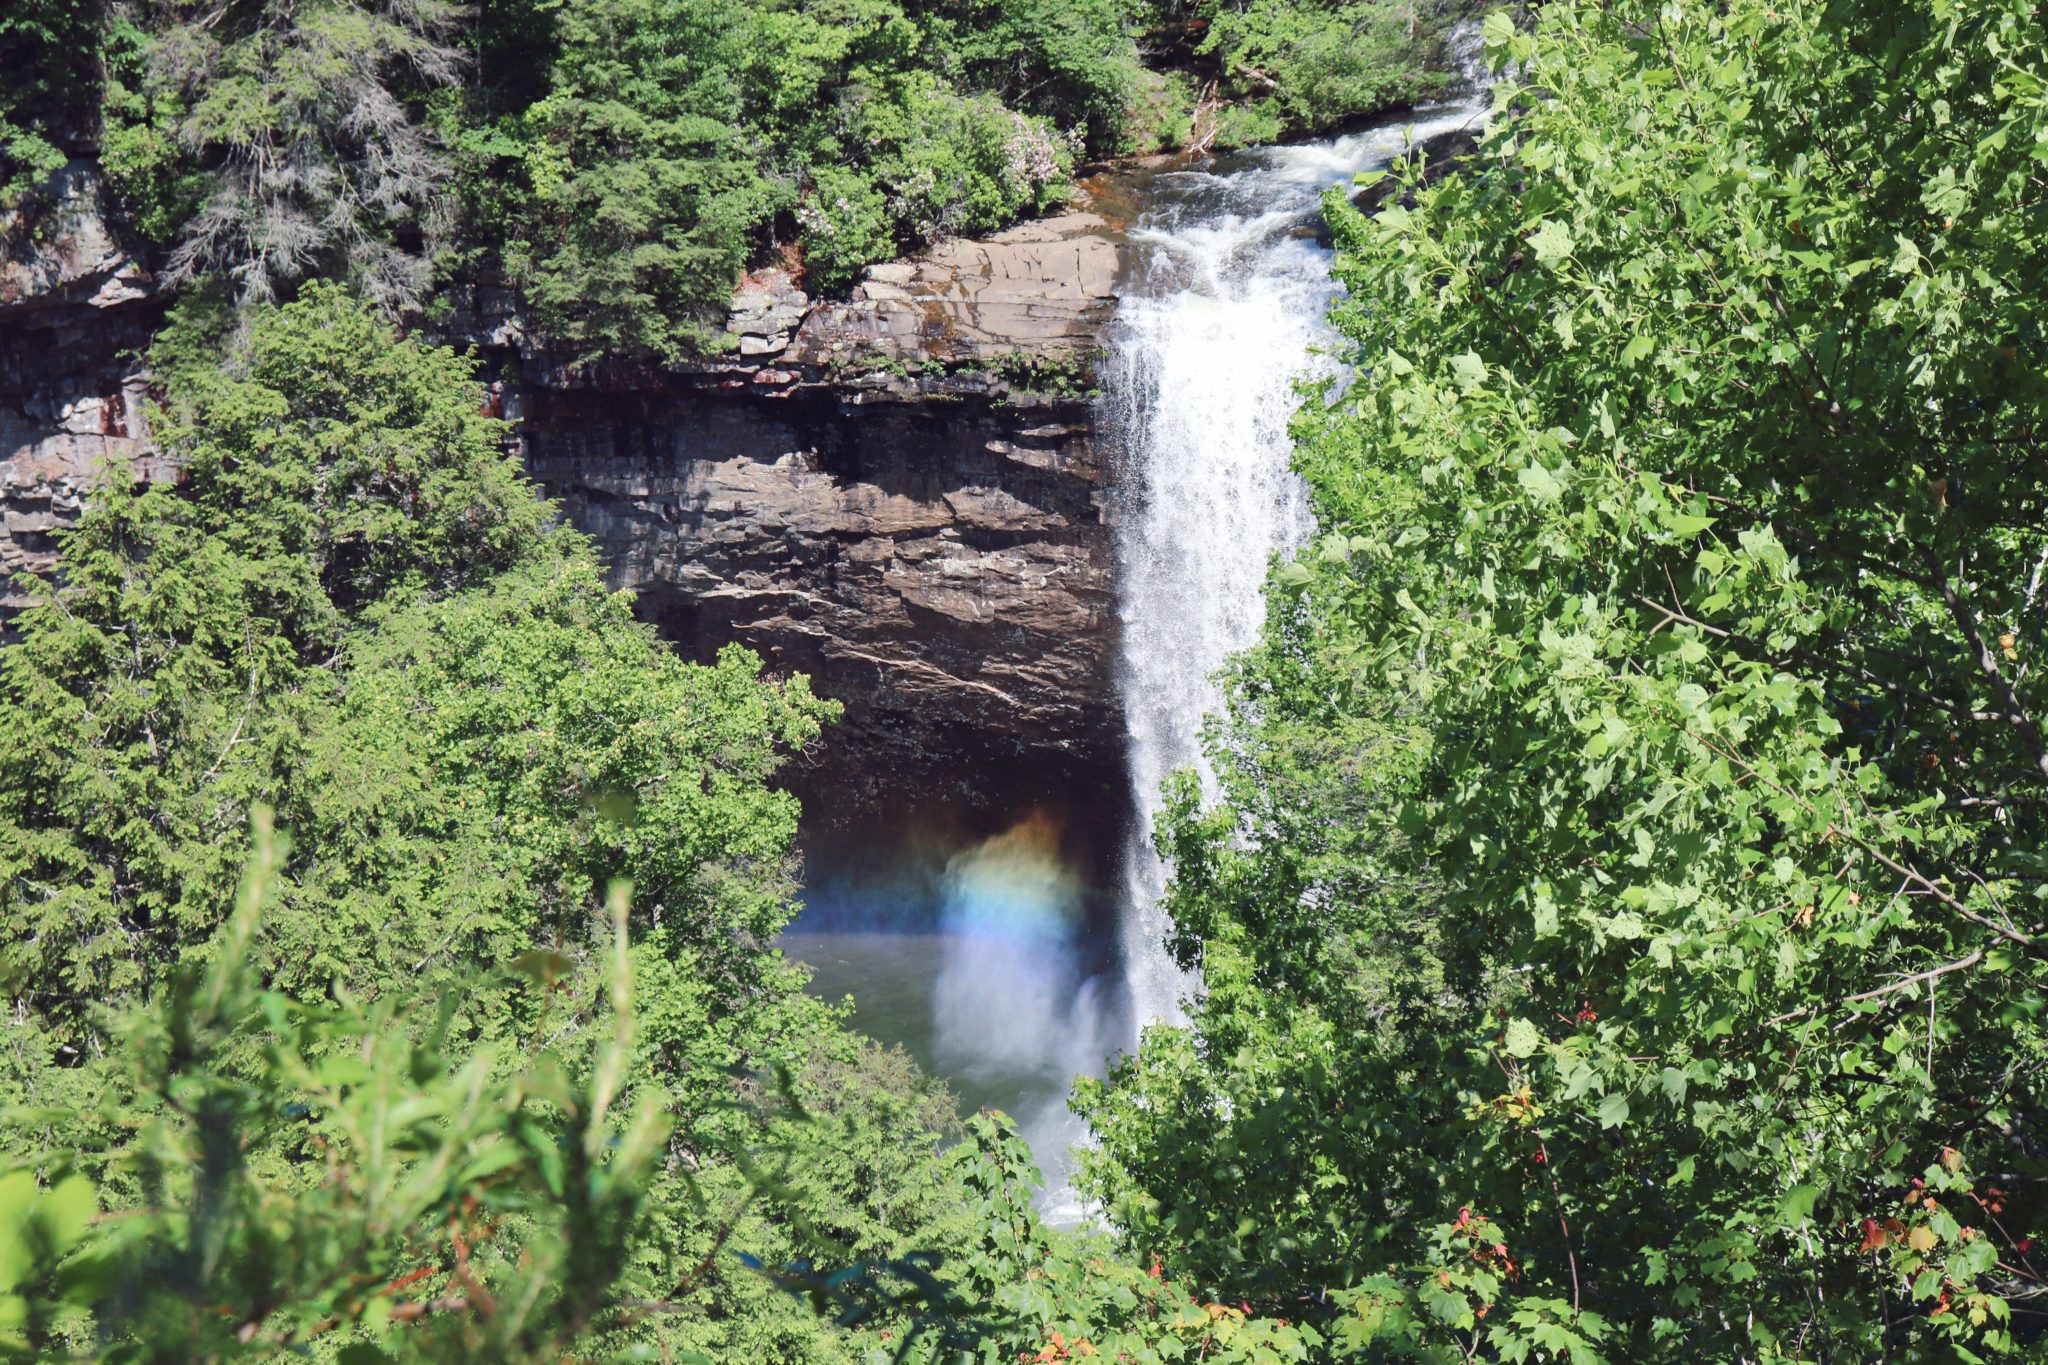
(931, 812, 1115, 1197)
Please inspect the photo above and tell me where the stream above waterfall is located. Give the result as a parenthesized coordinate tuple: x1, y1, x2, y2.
(782, 92, 1487, 1218)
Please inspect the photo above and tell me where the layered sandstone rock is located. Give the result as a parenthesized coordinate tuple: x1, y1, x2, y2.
(1, 193, 1130, 798)
(519, 385, 1119, 807)
(783, 212, 1118, 370)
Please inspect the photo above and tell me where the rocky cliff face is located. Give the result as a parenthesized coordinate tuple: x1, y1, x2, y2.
(0, 164, 167, 608)
(523, 385, 1114, 808)
(0, 190, 1130, 811)
(497, 209, 1128, 811)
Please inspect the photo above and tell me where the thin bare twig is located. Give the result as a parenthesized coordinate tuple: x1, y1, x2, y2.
(1766, 947, 1986, 1026)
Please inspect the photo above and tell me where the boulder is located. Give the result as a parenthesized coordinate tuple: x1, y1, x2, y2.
(789, 213, 1120, 370)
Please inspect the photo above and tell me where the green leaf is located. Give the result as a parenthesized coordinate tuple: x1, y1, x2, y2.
(1529, 218, 1575, 265)
(1659, 1067, 1689, 1106)
(1503, 1018, 1545, 1058)
(457, 1141, 528, 1187)
(1451, 351, 1488, 391)
(1776, 1184, 1820, 1224)
(41, 1176, 93, 1250)
(0, 1173, 36, 1292)
(1518, 463, 1564, 503)
(1596, 1092, 1631, 1129)
(509, 948, 576, 987)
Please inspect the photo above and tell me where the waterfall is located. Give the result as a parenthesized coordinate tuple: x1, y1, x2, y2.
(785, 43, 1494, 1223)
(1105, 69, 1491, 1035)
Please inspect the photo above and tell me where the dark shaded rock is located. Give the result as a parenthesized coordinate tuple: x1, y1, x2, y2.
(519, 385, 1121, 812)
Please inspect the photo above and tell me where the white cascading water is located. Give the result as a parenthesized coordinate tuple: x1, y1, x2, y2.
(1107, 48, 1490, 1035)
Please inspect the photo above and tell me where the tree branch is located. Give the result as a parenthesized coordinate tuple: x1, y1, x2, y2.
(1767, 947, 1987, 1026)
(1685, 729, 2040, 957)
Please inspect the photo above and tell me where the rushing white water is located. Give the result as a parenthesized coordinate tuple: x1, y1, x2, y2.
(1106, 82, 1490, 1035)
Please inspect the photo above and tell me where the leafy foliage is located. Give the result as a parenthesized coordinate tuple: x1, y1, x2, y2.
(1192, 0, 1478, 148)
(497, 0, 771, 360)
(1081, 0, 2048, 1357)
(11, 847, 684, 1364)
(939, 0, 1150, 155)
(3, 833, 987, 1363)
(3, 867, 1326, 1363)
(3, 282, 547, 1025)
(796, 1112, 1337, 1364)
(0, 0, 95, 213)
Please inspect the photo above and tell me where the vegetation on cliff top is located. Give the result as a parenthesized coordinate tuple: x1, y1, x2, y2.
(2, 0, 1478, 359)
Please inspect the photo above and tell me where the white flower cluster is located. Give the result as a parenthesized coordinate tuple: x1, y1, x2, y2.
(1000, 113, 1063, 189)
(796, 195, 859, 239)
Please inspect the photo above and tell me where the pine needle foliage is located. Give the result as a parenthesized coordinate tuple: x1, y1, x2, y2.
(146, 0, 467, 310)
